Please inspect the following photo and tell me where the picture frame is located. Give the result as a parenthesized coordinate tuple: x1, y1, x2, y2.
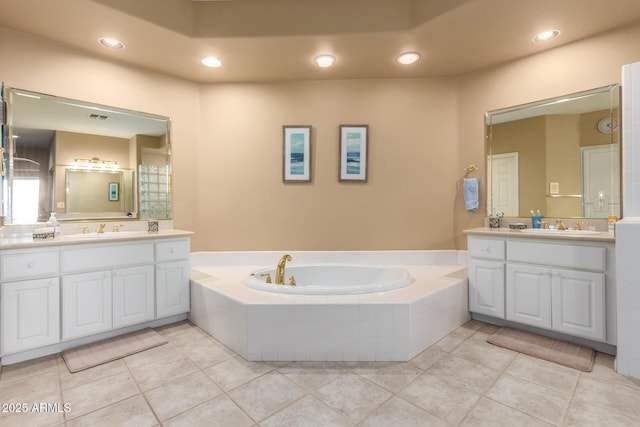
(283, 125, 312, 182)
(108, 182, 119, 201)
(339, 125, 368, 182)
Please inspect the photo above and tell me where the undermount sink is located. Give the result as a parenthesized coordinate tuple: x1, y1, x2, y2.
(520, 228, 602, 235)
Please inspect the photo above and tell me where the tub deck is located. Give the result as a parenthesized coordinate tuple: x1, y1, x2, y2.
(189, 251, 469, 362)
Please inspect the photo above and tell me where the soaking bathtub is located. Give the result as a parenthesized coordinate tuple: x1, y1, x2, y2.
(189, 250, 469, 362)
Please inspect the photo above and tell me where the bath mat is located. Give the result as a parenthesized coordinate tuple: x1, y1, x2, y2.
(487, 327, 595, 372)
(62, 328, 168, 373)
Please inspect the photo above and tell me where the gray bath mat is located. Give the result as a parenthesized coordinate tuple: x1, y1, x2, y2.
(487, 327, 595, 372)
(62, 328, 168, 373)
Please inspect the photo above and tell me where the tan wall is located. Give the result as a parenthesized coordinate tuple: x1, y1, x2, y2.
(197, 80, 459, 250)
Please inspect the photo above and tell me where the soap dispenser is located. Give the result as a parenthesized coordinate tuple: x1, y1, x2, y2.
(47, 212, 59, 236)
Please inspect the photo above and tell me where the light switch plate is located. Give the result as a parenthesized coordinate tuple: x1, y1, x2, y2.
(549, 182, 560, 194)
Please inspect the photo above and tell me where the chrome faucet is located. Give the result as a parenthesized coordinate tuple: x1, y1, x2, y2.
(275, 254, 292, 285)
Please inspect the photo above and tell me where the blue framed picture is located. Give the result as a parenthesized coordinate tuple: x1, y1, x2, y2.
(339, 125, 368, 182)
(109, 182, 119, 201)
(283, 125, 312, 182)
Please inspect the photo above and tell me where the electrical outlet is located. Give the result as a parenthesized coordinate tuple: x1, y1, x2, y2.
(56, 202, 65, 209)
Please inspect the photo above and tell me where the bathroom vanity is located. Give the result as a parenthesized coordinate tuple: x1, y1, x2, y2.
(465, 228, 616, 352)
(0, 229, 192, 365)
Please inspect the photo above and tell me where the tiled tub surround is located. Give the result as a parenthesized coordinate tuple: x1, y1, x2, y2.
(190, 251, 469, 362)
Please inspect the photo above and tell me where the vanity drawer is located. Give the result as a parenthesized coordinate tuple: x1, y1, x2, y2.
(508, 241, 606, 271)
(61, 242, 154, 273)
(468, 237, 505, 260)
(156, 238, 190, 262)
(1, 248, 59, 281)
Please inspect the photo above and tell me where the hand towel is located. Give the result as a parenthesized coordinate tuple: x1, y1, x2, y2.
(463, 178, 479, 211)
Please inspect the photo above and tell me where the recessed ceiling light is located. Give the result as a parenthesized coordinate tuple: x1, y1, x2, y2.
(397, 52, 421, 65)
(201, 56, 222, 68)
(314, 54, 336, 68)
(98, 37, 125, 49)
(533, 30, 560, 43)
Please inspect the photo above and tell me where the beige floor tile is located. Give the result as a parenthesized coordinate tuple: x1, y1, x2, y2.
(505, 354, 579, 397)
(261, 394, 352, 427)
(590, 352, 640, 390)
(59, 359, 129, 391)
(428, 355, 501, 394)
(486, 374, 570, 425)
(163, 394, 254, 427)
(351, 362, 423, 393)
(431, 329, 472, 353)
(154, 320, 197, 338)
(124, 342, 186, 366)
(451, 333, 517, 371)
(0, 354, 59, 387)
(409, 345, 448, 370)
(62, 371, 140, 420)
(0, 371, 60, 403)
(573, 375, 640, 420)
(125, 345, 199, 391)
(178, 337, 234, 369)
(276, 361, 346, 391)
(66, 394, 157, 427)
(398, 372, 480, 425)
(361, 396, 451, 427)
(564, 398, 640, 426)
(460, 397, 551, 427)
(228, 371, 307, 422)
(315, 372, 392, 423)
(205, 356, 273, 391)
(144, 370, 223, 421)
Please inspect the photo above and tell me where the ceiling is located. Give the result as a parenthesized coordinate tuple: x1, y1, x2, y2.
(1, 0, 640, 83)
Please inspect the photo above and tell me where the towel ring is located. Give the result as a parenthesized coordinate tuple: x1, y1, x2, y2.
(464, 164, 479, 175)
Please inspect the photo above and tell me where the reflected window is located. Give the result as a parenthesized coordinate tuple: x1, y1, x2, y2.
(13, 178, 39, 223)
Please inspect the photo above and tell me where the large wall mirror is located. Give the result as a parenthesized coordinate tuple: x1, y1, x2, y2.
(486, 84, 620, 220)
(1, 87, 172, 224)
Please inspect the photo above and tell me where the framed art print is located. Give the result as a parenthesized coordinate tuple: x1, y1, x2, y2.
(283, 125, 312, 182)
(339, 125, 368, 182)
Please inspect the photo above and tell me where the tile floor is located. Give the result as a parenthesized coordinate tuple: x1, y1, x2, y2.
(1, 320, 640, 426)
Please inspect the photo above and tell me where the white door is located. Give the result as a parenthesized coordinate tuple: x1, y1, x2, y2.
(156, 260, 190, 318)
(581, 144, 619, 218)
(62, 271, 112, 340)
(113, 265, 155, 328)
(488, 152, 519, 216)
(506, 264, 552, 329)
(551, 269, 605, 341)
(468, 259, 505, 318)
(1, 278, 60, 354)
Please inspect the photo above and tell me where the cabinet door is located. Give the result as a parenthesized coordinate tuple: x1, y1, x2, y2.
(506, 264, 552, 329)
(62, 271, 112, 340)
(468, 259, 505, 318)
(1, 278, 60, 354)
(113, 265, 155, 329)
(156, 260, 190, 318)
(552, 269, 605, 341)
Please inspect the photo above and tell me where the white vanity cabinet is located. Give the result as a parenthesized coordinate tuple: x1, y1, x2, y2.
(155, 238, 190, 318)
(1, 248, 60, 354)
(468, 237, 505, 318)
(467, 233, 613, 344)
(60, 241, 155, 340)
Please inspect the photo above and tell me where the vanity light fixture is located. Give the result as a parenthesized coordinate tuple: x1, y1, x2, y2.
(313, 54, 336, 68)
(533, 30, 560, 43)
(396, 52, 421, 65)
(72, 157, 119, 170)
(201, 56, 222, 68)
(98, 37, 125, 50)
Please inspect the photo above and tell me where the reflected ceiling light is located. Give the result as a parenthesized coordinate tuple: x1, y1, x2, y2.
(98, 37, 125, 49)
(201, 56, 222, 68)
(533, 30, 560, 43)
(396, 52, 421, 65)
(314, 54, 336, 68)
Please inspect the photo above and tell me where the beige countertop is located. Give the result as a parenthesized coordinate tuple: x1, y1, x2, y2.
(464, 227, 615, 243)
(0, 229, 194, 250)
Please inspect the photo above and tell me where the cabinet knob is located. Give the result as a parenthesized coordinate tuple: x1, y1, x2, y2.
(157, 265, 163, 270)
(27, 262, 35, 268)
(104, 272, 110, 278)
(170, 248, 176, 254)
(481, 247, 490, 253)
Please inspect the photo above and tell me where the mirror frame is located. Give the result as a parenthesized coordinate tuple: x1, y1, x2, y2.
(485, 84, 621, 220)
(1, 86, 172, 224)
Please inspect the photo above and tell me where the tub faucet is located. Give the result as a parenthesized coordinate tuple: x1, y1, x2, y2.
(275, 254, 292, 285)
